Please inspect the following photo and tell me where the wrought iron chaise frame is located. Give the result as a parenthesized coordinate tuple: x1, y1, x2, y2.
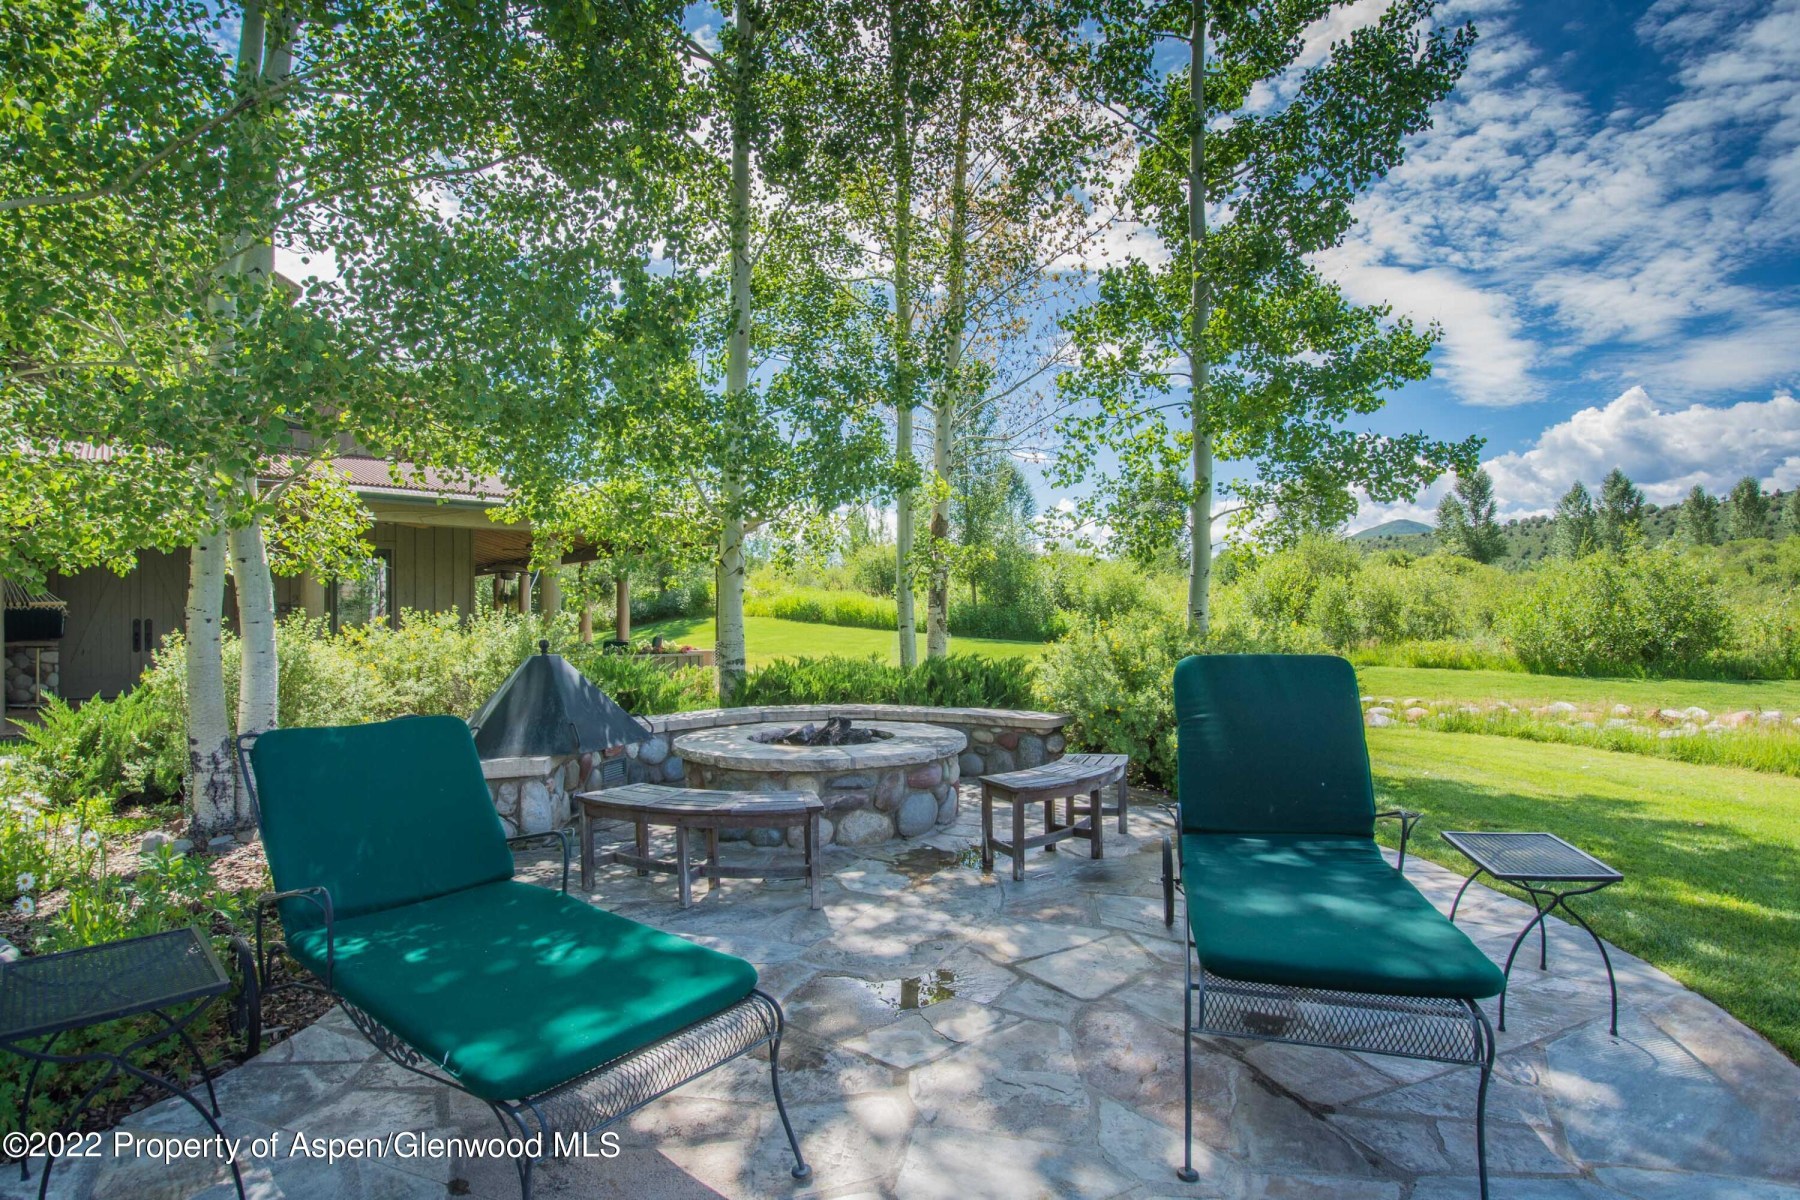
(235, 733, 810, 1199)
(1161, 811, 1498, 1200)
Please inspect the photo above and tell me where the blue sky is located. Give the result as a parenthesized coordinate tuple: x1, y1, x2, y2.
(1031, 0, 1800, 530)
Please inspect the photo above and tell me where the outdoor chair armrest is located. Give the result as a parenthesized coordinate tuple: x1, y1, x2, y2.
(507, 829, 573, 894)
(255, 886, 336, 990)
(1375, 809, 1423, 870)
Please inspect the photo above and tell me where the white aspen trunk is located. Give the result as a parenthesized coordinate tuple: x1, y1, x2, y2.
(715, 0, 755, 702)
(927, 61, 973, 661)
(1186, 0, 1213, 636)
(890, 0, 918, 669)
(229, 510, 278, 739)
(185, 518, 236, 839)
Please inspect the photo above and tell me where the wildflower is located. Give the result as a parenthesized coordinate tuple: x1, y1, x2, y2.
(12, 897, 34, 918)
(14, 872, 34, 894)
(81, 829, 101, 851)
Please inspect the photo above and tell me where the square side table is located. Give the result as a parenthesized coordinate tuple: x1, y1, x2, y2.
(1442, 830, 1623, 1035)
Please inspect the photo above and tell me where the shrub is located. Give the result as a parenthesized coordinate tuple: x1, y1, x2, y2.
(1034, 612, 1198, 792)
(13, 610, 717, 809)
(735, 654, 1037, 709)
(947, 598, 1065, 642)
(746, 585, 899, 631)
(630, 575, 713, 625)
(15, 688, 185, 807)
(1505, 547, 1733, 675)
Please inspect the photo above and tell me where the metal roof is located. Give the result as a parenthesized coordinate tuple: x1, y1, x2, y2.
(2, 580, 66, 611)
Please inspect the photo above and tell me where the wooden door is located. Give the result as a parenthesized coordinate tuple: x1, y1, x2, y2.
(51, 550, 189, 700)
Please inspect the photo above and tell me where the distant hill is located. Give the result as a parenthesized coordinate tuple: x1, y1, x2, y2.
(1351, 519, 1433, 542)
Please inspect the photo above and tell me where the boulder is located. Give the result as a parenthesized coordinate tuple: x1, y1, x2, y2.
(748, 827, 785, 848)
(1403, 707, 1430, 722)
(1017, 735, 1047, 768)
(959, 752, 985, 778)
(1546, 701, 1578, 715)
(1611, 704, 1633, 717)
(1683, 706, 1710, 720)
(984, 746, 1017, 774)
(635, 736, 670, 766)
(1366, 706, 1394, 719)
(660, 757, 686, 782)
(1719, 710, 1755, 728)
(835, 808, 893, 845)
(1366, 712, 1394, 728)
(1758, 710, 1784, 724)
(970, 728, 996, 745)
(1045, 733, 1066, 754)
(896, 791, 938, 837)
(906, 763, 944, 789)
(787, 817, 834, 848)
(519, 780, 555, 832)
(937, 791, 959, 825)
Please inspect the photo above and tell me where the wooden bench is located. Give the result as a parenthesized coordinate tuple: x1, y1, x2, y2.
(576, 783, 824, 909)
(980, 753, 1130, 882)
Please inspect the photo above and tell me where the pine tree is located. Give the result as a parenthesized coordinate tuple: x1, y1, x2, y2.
(1596, 468, 1646, 551)
(1724, 476, 1771, 540)
(1782, 490, 1800, 539)
(1678, 485, 1721, 547)
(1455, 468, 1506, 563)
(1551, 482, 1598, 559)
(1435, 492, 1473, 558)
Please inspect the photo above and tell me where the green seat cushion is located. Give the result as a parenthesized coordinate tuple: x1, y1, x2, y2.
(288, 880, 758, 1100)
(250, 716, 514, 935)
(1182, 833, 1505, 1000)
(1174, 654, 1376, 837)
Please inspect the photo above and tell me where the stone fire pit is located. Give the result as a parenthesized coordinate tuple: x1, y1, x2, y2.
(672, 720, 967, 846)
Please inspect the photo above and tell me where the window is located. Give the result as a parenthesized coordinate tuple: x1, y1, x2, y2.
(330, 549, 394, 632)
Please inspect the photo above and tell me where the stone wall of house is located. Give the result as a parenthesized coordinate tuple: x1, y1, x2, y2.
(4, 643, 58, 708)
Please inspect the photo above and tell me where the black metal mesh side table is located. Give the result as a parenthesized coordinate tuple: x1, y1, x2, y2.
(1442, 831, 1625, 1036)
(0, 926, 243, 1200)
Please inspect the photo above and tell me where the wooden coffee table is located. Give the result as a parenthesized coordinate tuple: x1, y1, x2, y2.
(576, 783, 824, 909)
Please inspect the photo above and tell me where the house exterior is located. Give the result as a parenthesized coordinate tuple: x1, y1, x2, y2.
(4, 455, 568, 704)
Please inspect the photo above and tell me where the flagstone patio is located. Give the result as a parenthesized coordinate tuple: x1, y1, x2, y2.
(9, 788, 1799, 1200)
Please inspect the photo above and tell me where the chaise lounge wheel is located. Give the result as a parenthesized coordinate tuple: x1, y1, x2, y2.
(1162, 836, 1176, 928)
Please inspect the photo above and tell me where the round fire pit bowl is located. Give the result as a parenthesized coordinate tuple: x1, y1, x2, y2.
(672, 720, 967, 846)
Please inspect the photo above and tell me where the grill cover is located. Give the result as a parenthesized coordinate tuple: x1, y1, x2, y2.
(469, 641, 652, 758)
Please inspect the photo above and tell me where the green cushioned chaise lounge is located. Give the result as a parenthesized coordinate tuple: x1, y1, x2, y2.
(1161, 655, 1504, 1197)
(238, 716, 809, 1198)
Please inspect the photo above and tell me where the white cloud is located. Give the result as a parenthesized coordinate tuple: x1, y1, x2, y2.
(1353, 386, 1800, 529)
(1314, 0, 1800, 406)
(1314, 244, 1539, 406)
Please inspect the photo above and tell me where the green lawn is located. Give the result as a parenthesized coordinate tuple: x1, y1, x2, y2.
(631, 614, 1049, 667)
(1358, 665, 1800, 715)
(1368, 728, 1800, 1062)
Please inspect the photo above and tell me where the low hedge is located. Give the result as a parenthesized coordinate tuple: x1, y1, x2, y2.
(734, 653, 1037, 710)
